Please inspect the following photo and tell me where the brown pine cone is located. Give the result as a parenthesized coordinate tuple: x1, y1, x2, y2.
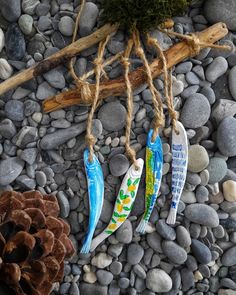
(0, 190, 75, 295)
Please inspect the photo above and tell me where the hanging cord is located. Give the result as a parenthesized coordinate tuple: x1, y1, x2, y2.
(159, 28, 231, 57)
(132, 29, 164, 141)
(86, 35, 111, 162)
(147, 34, 179, 134)
(121, 38, 139, 169)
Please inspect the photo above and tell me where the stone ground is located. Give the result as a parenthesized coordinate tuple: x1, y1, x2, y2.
(0, 0, 236, 294)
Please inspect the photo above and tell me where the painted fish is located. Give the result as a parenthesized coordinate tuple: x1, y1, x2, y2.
(80, 148, 104, 254)
(136, 129, 163, 234)
(166, 121, 188, 225)
(90, 158, 144, 252)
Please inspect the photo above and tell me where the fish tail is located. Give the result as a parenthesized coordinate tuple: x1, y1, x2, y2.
(80, 233, 93, 254)
(166, 207, 177, 225)
(136, 218, 148, 234)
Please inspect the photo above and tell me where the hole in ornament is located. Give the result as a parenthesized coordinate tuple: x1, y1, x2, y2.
(4, 245, 29, 263)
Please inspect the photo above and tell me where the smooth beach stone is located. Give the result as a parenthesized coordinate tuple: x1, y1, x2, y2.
(0, 58, 13, 80)
(146, 269, 172, 293)
(191, 239, 212, 264)
(58, 16, 75, 37)
(185, 204, 219, 227)
(127, 243, 144, 265)
(188, 145, 209, 173)
(207, 157, 227, 184)
(229, 66, 236, 100)
(79, 2, 99, 37)
(223, 180, 236, 202)
(180, 94, 211, 128)
(116, 219, 133, 244)
(222, 246, 236, 266)
(176, 226, 192, 248)
(0, 0, 21, 22)
(156, 219, 176, 240)
(205, 57, 228, 83)
(5, 100, 24, 121)
(5, 24, 26, 61)
(18, 14, 34, 35)
(162, 241, 187, 264)
(0, 157, 24, 185)
(217, 117, 236, 157)
(109, 154, 129, 177)
(22, 0, 40, 15)
(212, 99, 236, 125)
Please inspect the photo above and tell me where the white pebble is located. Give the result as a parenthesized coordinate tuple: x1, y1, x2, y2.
(83, 272, 97, 284)
(0, 28, 5, 53)
(223, 180, 236, 202)
(32, 112, 42, 123)
(0, 58, 13, 80)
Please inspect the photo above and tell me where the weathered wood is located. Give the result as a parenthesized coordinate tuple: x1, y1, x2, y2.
(0, 23, 118, 96)
(43, 22, 228, 113)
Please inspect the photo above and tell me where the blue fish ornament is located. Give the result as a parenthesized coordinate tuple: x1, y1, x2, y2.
(167, 121, 188, 225)
(136, 129, 163, 234)
(80, 148, 104, 254)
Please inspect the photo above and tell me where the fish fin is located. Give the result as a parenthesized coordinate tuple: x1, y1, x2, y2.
(80, 233, 93, 254)
(166, 207, 177, 225)
(90, 231, 109, 252)
(136, 219, 148, 234)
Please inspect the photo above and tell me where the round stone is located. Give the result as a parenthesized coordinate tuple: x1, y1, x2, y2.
(116, 219, 133, 244)
(176, 226, 191, 248)
(185, 204, 219, 228)
(223, 180, 236, 202)
(162, 241, 187, 264)
(191, 239, 212, 264)
(180, 94, 211, 128)
(5, 100, 24, 121)
(222, 246, 236, 266)
(196, 186, 209, 203)
(5, 24, 26, 61)
(204, 0, 236, 31)
(18, 14, 33, 35)
(109, 154, 129, 177)
(127, 243, 144, 265)
(98, 102, 127, 132)
(188, 145, 209, 173)
(205, 57, 228, 83)
(146, 269, 172, 293)
(96, 270, 113, 286)
(217, 117, 236, 157)
(1, 0, 21, 22)
(207, 157, 227, 184)
(58, 16, 75, 37)
(0, 157, 24, 185)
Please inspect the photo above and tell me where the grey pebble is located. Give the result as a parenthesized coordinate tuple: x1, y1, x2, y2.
(22, 0, 40, 15)
(118, 277, 130, 289)
(207, 157, 227, 184)
(13, 126, 38, 148)
(37, 16, 52, 31)
(195, 185, 209, 203)
(115, 219, 133, 244)
(175, 62, 192, 74)
(181, 268, 195, 292)
(69, 282, 80, 295)
(222, 246, 236, 266)
(200, 87, 216, 105)
(20, 148, 38, 165)
(0, 157, 24, 185)
(97, 270, 113, 286)
(43, 69, 66, 89)
(57, 191, 70, 218)
(0, 0, 21, 22)
(186, 72, 200, 85)
(35, 171, 47, 187)
(185, 204, 219, 227)
(127, 243, 144, 265)
(146, 269, 172, 293)
(51, 119, 71, 129)
(92, 119, 103, 138)
(18, 14, 33, 35)
(0, 119, 17, 139)
(58, 16, 74, 37)
(217, 117, 236, 157)
(229, 66, 236, 100)
(35, 3, 50, 16)
(133, 264, 146, 279)
(5, 100, 24, 121)
(205, 57, 228, 83)
(162, 241, 187, 264)
(156, 219, 176, 241)
(17, 175, 36, 190)
(79, 2, 99, 37)
(176, 225, 191, 248)
(147, 232, 163, 253)
(110, 261, 122, 275)
(36, 81, 56, 100)
(191, 239, 212, 264)
(212, 99, 236, 125)
(109, 154, 129, 177)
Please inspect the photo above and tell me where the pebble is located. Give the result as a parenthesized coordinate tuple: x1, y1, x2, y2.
(146, 269, 172, 293)
(207, 157, 227, 184)
(5, 100, 24, 121)
(0, 119, 16, 139)
(181, 268, 195, 292)
(217, 117, 236, 157)
(58, 16, 75, 37)
(57, 191, 70, 218)
(5, 24, 26, 61)
(0, 157, 24, 185)
(35, 171, 47, 187)
(0, 58, 13, 80)
(186, 72, 200, 85)
(181, 191, 196, 204)
(172, 77, 184, 96)
(98, 102, 126, 132)
(147, 232, 162, 253)
(204, 0, 236, 31)
(91, 253, 113, 269)
(127, 243, 144, 265)
(222, 246, 236, 266)
(80, 283, 107, 295)
(200, 87, 216, 105)
(196, 185, 209, 203)
(156, 219, 176, 240)
(22, 0, 40, 15)
(223, 180, 236, 202)
(191, 239, 212, 264)
(185, 204, 219, 227)
(109, 154, 129, 177)
(110, 261, 122, 275)
(176, 62, 193, 74)
(188, 145, 209, 173)
(36, 81, 56, 100)
(176, 226, 192, 248)
(96, 270, 113, 286)
(20, 148, 38, 165)
(162, 241, 187, 264)
(212, 99, 236, 125)
(79, 2, 99, 37)
(205, 57, 228, 83)
(229, 66, 236, 100)
(180, 94, 211, 128)
(40, 123, 86, 150)
(18, 14, 33, 35)
(0, 0, 21, 22)
(116, 219, 133, 244)
(69, 283, 79, 295)
(0, 28, 4, 53)
(118, 277, 130, 289)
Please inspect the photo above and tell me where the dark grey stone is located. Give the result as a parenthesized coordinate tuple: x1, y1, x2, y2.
(5, 24, 26, 61)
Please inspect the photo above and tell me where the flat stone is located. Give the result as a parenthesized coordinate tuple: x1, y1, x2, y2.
(217, 117, 236, 157)
(191, 239, 212, 264)
(207, 157, 227, 184)
(40, 123, 86, 150)
(147, 232, 163, 253)
(0, 58, 13, 80)
(0, 157, 24, 185)
(91, 253, 113, 269)
(185, 204, 219, 227)
(0, 119, 16, 139)
(5, 24, 26, 61)
(116, 219, 133, 244)
(176, 226, 191, 248)
(222, 246, 236, 266)
(181, 268, 195, 292)
(5, 100, 24, 121)
(188, 145, 209, 173)
(156, 219, 176, 240)
(58, 16, 74, 37)
(22, 0, 40, 15)
(109, 154, 129, 177)
(212, 99, 236, 125)
(13, 126, 38, 148)
(96, 270, 113, 286)
(43, 69, 66, 89)
(205, 57, 228, 83)
(79, 2, 99, 37)
(0, 0, 21, 22)
(162, 241, 187, 264)
(146, 269, 172, 293)
(180, 94, 211, 128)
(36, 81, 56, 100)
(98, 102, 127, 132)
(127, 243, 144, 265)
(204, 0, 236, 31)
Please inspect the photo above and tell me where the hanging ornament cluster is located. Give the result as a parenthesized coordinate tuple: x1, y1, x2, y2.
(67, 0, 231, 254)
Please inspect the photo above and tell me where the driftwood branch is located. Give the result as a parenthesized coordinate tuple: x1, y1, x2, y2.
(0, 23, 119, 96)
(43, 22, 228, 113)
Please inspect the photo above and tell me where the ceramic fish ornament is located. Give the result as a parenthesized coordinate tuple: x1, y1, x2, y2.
(167, 121, 188, 225)
(136, 129, 163, 234)
(80, 148, 104, 254)
(90, 158, 144, 252)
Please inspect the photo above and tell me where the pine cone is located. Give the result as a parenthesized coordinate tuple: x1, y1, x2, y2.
(0, 191, 75, 295)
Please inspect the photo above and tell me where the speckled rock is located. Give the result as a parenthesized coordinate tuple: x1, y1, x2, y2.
(0, 157, 24, 185)
(188, 145, 209, 173)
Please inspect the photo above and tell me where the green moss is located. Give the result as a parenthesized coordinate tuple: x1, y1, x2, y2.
(101, 0, 191, 32)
